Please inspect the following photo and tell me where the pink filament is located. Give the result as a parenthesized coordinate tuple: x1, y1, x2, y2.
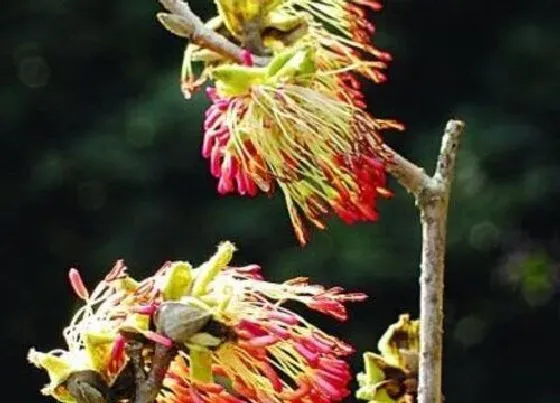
(68, 268, 89, 300)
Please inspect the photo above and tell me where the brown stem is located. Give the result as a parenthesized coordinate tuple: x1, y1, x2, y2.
(386, 121, 464, 403)
(416, 120, 465, 403)
(135, 343, 176, 403)
(383, 144, 432, 197)
(125, 339, 176, 403)
(125, 340, 147, 399)
(156, 0, 270, 66)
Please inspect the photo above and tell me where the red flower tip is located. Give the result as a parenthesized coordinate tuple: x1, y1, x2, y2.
(354, 0, 383, 11)
(68, 268, 89, 300)
(240, 49, 254, 67)
(378, 51, 392, 62)
(143, 331, 174, 348)
(294, 343, 320, 365)
(108, 334, 126, 373)
(130, 303, 158, 315)
(278, 377, 311, 401)
(239, 334, 279, 349)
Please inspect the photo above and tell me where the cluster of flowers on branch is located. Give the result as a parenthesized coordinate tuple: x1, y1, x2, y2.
(26, 1, 465, 402)
(28, 241, 366, 402)
(172, 0, 403, 244)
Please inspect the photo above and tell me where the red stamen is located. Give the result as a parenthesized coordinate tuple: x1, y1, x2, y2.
(218, 391, 245, 403)
(266, 311, 299, 325)
(108, 334, 126, 373)
(68, 268, 89, 300)
(239, 334, 279, 348)
(232, 380, 257, 399)
(144, 331, 173, 348)
(294, 343, 319, 366)
(233, 264, 261, 276)
(278, 377, 311, 401)
(210, 146, 222, 178)
(259, 362, 283, 392)
(105, 259, 127, 281)
(241, 50, 254, 67)
(190, 388, 206, 403)
(194, 381, 224, 394)
(130, 304, 158, 315)
(266, 324, 290, 339)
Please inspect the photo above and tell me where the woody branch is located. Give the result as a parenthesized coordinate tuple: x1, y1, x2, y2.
(156, 0, 270, 66)
(398, 120, 465, 403)
(153, 2, 466, 403)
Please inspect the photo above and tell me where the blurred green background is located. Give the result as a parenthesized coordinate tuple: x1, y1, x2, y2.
(3, 0, 559, 401)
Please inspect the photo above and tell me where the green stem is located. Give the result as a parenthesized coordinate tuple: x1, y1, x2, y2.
(189, 347, 213, 384)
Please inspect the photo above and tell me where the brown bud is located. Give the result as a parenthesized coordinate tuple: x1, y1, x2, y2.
(154, 301, 212, 343)
(66, 370, 108, 403)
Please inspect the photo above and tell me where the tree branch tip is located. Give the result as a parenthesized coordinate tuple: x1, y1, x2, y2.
(445, 119, 466, 133)
(159, 0, 183, 7)
(156, 12, 173, 25)
(156, 13, 190, 38)
(156, 12, 170, 21)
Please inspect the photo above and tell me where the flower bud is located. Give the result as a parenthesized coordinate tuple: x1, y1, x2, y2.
(66, 370, 108, 403)
(159, 261, 193, 301)
(154, 301, 212, 344)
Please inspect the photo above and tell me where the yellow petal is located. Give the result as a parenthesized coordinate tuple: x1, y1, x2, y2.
(189, 332, 223, 347)
(114, 276, 139, 292)
(263, 10, 306, 32)
(189, 346, 213, 383)
(268, 47, 316, 82)
(362, 352, 387, 385)
(160, 261, 194, 301)
(28, 349, 73, 390)
(191, 241, 236, 297)
(83, 330, 117, 372)
(377, 314, 419, 367)
(211, 64, 267, 97)
(214, 0, 285, 38)
(119, 313, 150, 334)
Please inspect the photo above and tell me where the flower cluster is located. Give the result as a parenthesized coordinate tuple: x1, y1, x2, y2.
(177, 0, 403, 245)
(356, 314, 419, 403)
(29, 242, 366, 403)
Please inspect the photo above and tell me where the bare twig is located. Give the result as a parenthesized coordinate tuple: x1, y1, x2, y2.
(156, 0, 270, 66)
(383, 144, 432, 197)
(385, 121, 464, 403)
(124, 339, 176, 403)
(125, 340, 147, 401)
(383, 121, 464, 403)
(135, 343, 176, 403)
(416, 120, 465, 403)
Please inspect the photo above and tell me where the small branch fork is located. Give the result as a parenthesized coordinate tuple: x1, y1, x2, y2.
(126, 341, 176, 403)
(66, 338, 176, 403)
(390, 121, 465, 403)
(153, 2, 466, 403)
